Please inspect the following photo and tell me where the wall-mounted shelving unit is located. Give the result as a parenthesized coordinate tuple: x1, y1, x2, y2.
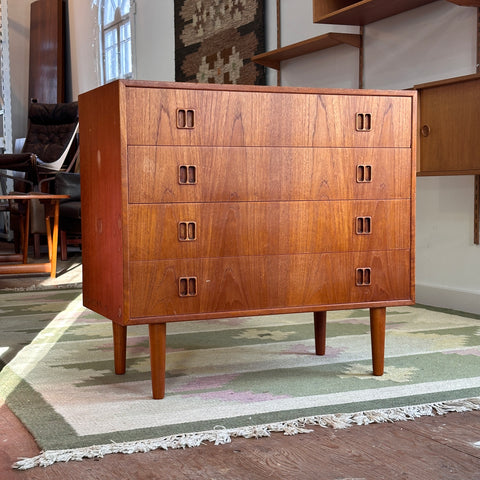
(313, 0, 478, 25)
(252, 32, 361, 70)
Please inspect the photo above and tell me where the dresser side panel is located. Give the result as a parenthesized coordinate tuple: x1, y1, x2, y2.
(79, 81, 126, 323)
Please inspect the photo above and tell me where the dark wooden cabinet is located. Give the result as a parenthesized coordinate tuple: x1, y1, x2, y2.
(79, 80, 416, 398)
(28, 0, 65, 103)
(415, 73, 480, 176)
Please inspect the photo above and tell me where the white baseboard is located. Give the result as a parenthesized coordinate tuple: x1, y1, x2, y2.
(415, 283, 480, 316)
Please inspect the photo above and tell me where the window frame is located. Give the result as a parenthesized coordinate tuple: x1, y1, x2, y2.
(99, 0, 136, 84)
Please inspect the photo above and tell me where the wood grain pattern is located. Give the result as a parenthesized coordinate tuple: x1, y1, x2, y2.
(128, 146, 412, 203)
(79, 81, 126, 323)
(128, 200, 411, 260)
(28, 0, 65, 103)
(125, 87, 412, 147)
(313, 0, 438, 25)
(416, 73, 480, 175)
(79, 80, 416, 398)
(128, 250, 412, 320)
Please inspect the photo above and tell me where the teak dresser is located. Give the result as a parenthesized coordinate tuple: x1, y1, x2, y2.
(79, 80, 416, 399)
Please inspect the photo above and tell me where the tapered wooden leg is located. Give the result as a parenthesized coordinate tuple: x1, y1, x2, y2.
(22, 202, 30, 264)
(370, 307, 386, 376)
(49, 201, 60, 278)
(112, 322, 127, 375)
(314, 311, 327, 355)
(149, 323, 167, 399)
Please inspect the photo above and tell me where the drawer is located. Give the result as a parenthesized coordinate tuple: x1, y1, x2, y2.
(126, 87, 412, 147)
(128, 250, 412, 319)
(128, 200, 411, 260)
(128, 147, 413, 203)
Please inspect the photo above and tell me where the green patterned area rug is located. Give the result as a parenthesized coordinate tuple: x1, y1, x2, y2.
(1, 288, 480, 469)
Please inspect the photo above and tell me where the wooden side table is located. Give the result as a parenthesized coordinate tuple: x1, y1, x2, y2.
(0, 193, 69, 278)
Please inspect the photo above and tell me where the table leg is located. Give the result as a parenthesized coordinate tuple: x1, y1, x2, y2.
(50, 200, 60, 278)
(112, 322, 127, 375)
(313, 311, 327, 355)
(22, 200, 30, 264)
(45, 216, 52, 262)
(149, 323, 166, 399)
(44, 200, 61, 278)
(370, 307, 386, 376)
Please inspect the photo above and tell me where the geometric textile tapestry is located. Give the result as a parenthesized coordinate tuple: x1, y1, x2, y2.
(174, 0, 266, 85)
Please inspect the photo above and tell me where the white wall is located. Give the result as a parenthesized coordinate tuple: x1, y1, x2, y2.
(7, 0, 480, 314)
(279, 0, 359, 89)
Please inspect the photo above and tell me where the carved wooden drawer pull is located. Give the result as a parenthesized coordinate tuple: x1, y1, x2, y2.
(178, 165, 197, 184)
(178, 221, 197, 241)
(356, 268, 371, 286)
(356, 113, 372, 132)
(178, 277, 197, 297)
(356, 216, 372, 235)
(356, 165, 372, 183)
(177, 108, 195, 129)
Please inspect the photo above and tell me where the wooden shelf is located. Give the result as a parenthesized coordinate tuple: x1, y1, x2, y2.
(252, 33, 361, 70)
(448, 1, 480, 6)
(313, 0, 439, 25)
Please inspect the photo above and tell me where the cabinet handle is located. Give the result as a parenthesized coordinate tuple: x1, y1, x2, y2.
(179, 165, 197, 184)
(356, 113, 372, 132)
(421, 124, 431, 137)
(356, 267, 371, 286)
(178, 221, 197, 241)
(356, 165, 372, 183)
(178, 277, 197, 297)
(356, 216, 372, 235)
(177, 108, 195, 129)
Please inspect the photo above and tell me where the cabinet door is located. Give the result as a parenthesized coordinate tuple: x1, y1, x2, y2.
(126, 87, 412, 147)
(128, 147, 412, 203)
(418, 77, 480, 175)
(128, 250, 412, 319)
(128, 200, 411, 260)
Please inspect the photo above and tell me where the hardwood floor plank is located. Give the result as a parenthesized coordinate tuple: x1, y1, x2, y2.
(2, 404, 480, 479)
(394, 410, 480, 459)
(0, 404, 39, 480)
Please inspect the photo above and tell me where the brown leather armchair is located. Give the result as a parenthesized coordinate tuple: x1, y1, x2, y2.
(0, 101, 79, 256)
(0, 101, 79, 189)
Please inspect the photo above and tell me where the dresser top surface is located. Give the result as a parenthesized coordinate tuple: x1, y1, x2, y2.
(80, 79, 417, 100)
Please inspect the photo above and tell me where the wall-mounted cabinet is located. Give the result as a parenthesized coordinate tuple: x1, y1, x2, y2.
(312, 0, 477, 25)
(414, 73, 480, 176)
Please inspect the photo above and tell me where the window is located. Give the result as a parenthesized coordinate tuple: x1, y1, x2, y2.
(99, 0, 135, 84)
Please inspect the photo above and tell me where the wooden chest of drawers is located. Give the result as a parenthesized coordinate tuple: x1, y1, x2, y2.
(79, 80, 416, 399)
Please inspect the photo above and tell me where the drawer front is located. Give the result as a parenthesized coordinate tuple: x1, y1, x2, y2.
(128, 250, 412, 318)
(126, 87, 412, 147)
(128, 147, 412, 203)
(128, 200, 411, 260)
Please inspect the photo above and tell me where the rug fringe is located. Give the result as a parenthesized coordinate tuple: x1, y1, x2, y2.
(13, 396, 480, 470)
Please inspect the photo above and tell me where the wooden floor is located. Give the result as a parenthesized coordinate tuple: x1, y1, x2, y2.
(1, 403, 480, 479)
(1, 242, 480, 478)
